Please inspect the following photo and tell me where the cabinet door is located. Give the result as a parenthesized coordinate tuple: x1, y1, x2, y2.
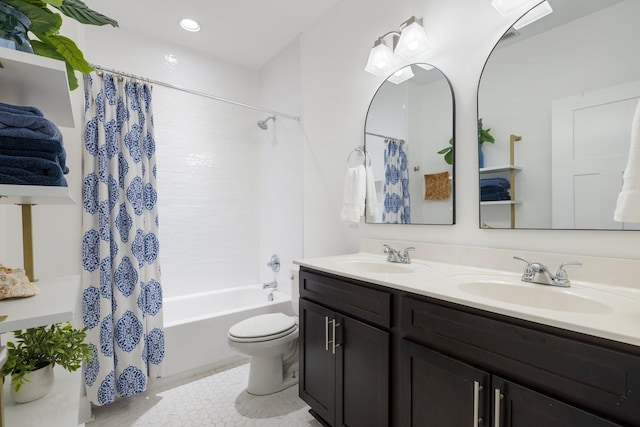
(400, 340, 489, 426)
(493, 376, 622, 427)
(337, 314, 390, 427)
(299, 299, 336, 425)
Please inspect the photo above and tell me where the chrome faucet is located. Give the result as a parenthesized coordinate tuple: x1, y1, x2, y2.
(263, 280, 278, 289)
(514, 256, 581, 287)
(383, 244, 415, 264)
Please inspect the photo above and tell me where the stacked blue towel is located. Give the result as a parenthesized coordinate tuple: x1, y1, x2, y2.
(480, 177, 510, 201)
(0, 102, 68, 186)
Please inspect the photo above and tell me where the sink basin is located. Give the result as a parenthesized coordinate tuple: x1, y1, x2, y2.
(450, 275, 613, 314)
(336, 259, 417, 275)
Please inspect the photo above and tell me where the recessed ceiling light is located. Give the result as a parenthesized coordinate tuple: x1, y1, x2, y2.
(180, 18, 200, 32)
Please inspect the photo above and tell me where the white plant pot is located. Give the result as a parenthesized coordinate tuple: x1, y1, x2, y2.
(10, 363, 54, 403)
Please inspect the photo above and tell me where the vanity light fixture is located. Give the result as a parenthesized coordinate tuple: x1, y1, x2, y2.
(365, 16, 429, 77)
(179, 18, 201, 32)
(365, 36, 399, 77)
(395, 16, 429, 59)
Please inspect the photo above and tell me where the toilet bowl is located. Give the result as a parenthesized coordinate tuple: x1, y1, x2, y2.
(227, 270, 299, 395)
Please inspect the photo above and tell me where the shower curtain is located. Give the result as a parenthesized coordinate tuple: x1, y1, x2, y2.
(81, 72, 165, 406)
(382, 139, 411, 224)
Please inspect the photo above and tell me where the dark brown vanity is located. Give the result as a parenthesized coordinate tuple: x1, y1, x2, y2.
(298, 267, 640, 427)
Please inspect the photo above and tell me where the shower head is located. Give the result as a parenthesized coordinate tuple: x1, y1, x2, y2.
(257, 115, 276, 130)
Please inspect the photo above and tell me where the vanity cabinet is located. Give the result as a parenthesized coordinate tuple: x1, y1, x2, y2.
(401, 295, 640, 426)
(401, 340, 620, 426)
(298, 266, 640, 427)
(299, 270, 391, 427)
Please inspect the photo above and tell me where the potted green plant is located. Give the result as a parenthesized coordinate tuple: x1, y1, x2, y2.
(438, 118, 496, 166)
(0, 0, 118, 90)
(2, 322, 92, 403)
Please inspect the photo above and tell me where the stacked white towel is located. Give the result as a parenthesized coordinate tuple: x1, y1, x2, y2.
(340, 165, 366, 223)
(365, 165, 378, 221)
(614, 98, 640, 222)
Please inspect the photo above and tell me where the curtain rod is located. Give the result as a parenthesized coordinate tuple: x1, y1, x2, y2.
(91, 64, 301, 122)
(365, 131, 405, 143)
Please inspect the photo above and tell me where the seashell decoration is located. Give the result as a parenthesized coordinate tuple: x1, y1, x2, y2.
(0, 264, 40, 300)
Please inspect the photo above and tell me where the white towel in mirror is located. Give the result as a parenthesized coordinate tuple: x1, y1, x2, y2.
(614, 98, 640, 222)
(365, 165, 378, 221)
(340, 165, 366, 223)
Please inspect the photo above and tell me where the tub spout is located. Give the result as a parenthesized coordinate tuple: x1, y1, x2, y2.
(263, 280, 278, 289)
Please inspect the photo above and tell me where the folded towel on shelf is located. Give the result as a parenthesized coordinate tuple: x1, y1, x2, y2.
(0, 102, 62, 141)
(0, 155, 67, 186)
(364, 164, 378, 221)
(481, 190, 511, 201)
(614, 98, 640, 222)
(0, 136, 68, 174)
(480, 185, 509, 195)
(340, 165, 366, 223)
(480, 177, 510, 190)
(424, 171, 450, 200)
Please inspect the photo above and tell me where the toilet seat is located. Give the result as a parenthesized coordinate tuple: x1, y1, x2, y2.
(229, 313, 298, 343)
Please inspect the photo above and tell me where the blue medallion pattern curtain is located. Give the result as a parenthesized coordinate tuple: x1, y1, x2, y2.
(81, 72, 165, 406)
(382, 139, 411, 224)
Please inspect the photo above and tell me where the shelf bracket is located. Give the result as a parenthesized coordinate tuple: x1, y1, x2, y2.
(19, 204, 36, 282)
(509, 135, 522, 229)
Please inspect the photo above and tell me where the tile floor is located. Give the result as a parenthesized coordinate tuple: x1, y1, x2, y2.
(89, 361, 323, 426)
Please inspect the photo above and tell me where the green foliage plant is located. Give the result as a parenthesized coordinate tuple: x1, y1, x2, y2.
(2, 322, 92, 392)
(437, 118, 496, 165)
(1, 0, 118, 90)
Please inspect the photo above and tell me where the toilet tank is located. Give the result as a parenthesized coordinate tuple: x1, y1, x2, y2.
(290, 268, 300, 316)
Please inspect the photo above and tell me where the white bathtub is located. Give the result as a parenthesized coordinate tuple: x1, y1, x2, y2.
(162, 285, 293, 379)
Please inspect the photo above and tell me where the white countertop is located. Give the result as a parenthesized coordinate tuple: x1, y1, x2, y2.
(295, 252, 640, 348)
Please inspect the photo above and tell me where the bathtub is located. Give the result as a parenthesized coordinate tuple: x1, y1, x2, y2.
(162, 285, 293, 379)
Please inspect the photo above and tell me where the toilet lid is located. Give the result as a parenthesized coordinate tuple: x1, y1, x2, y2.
(229, 313, 297, 341)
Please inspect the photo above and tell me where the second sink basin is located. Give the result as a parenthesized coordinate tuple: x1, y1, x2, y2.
(449, 275, 613, 314)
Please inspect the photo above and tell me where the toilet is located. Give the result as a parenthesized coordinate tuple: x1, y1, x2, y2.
(227, 270, 299, 395)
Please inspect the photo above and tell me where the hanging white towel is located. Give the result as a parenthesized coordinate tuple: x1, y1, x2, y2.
(365, 164, 378, 221)
(614, 98, 640, 222)
(340, 165, 366, 223)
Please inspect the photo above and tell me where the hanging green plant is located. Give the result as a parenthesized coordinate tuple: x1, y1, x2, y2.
(1, 0, 118, 90)
(437, 118, 495, 165)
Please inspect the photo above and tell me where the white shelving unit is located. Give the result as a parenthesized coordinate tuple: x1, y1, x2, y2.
(0, 184, 76, 206)
(0, 47, 80, 426)
(1, 276, 82, 426)
(0, 48, 74, 127)
(479, 165, 523, 206)
(480, 134, 522, 228)
(3, 367, 82, 427)
(0, 275, 81, 334)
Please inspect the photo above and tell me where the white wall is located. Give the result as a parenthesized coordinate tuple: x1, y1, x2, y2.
(299, 0, 640, 260)
(258, 38, 304, 295)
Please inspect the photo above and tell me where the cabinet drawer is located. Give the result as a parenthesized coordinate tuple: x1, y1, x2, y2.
(299, 269, 391, 328)
(401, 295, 640, 426)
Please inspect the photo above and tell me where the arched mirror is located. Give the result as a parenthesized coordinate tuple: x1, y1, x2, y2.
(364, 63, 455, 224)
(478, 0, 640, 230)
